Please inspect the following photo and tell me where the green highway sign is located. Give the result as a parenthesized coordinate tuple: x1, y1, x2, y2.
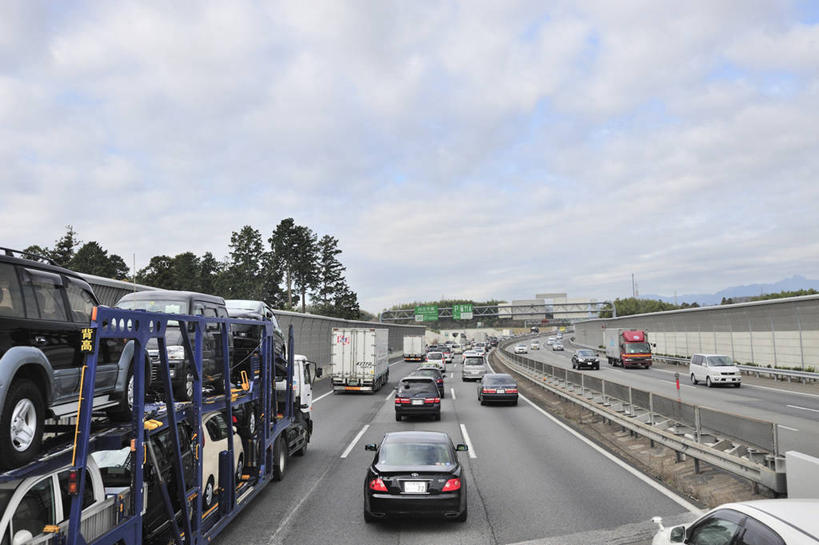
(415, 305, 439, 322)
(453, 303, 474, 320)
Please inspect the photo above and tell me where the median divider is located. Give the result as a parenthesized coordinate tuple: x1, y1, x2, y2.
(494, 337, 787, 494)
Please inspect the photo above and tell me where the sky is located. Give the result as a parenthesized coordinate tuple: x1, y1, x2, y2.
(1, 1, 818, 313)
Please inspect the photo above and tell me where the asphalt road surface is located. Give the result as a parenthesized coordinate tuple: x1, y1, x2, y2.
(214, 355, 695, 545)
(517, 336, 819, 457)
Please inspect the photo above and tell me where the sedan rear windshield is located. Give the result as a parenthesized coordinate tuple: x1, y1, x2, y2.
(398, 380, 438, 396)
(412, 369, 441, 378)
(427, 352, 443, 359)
(118, 299, 189, 326)
(483, 375, 515, 386)
(378, 442, 454, 467)
(463, 357, 484, 366)
(577, 350, 595, 357)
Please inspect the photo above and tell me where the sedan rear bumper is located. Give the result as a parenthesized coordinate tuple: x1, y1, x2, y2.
(482, 393, 518, 403)
(367, 491, 464, 517)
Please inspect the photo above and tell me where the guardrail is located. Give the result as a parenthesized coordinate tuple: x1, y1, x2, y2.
(494, 337, 787, 494)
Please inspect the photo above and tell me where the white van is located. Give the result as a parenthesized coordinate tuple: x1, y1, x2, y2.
(689, 354, 741, 388)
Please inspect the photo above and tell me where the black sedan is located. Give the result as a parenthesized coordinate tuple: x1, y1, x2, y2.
(363, 431, 468, 522)
(572, 349, 600, 370)
(408, 366, 445, 397)
(478, 373, 518, 405)
(394, 377, 441, 421)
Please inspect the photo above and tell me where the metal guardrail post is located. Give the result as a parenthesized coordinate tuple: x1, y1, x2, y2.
(628, 387, 633, 416)
(581, 373, 585, 397)
(694, 407, 701, 443)
(773, 422, 779, 458)
(796, 305, 805, 371)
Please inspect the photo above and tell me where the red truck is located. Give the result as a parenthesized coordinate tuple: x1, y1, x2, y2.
(604, 328, 653, 368)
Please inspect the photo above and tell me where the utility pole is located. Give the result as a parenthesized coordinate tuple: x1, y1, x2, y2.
(132, 253, 136, 291)
(631, 273, 636, 298)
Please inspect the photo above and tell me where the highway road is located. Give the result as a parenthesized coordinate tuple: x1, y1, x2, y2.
(215, 355, 696, 545)
(516, 336, 819, 457)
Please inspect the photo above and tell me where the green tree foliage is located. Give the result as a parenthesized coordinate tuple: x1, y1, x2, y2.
(22, 245, 51, 262)
(223, 226, 264, 299)
(51, 225, 81, 266)
(311, 235, 345, 313)
(199, 252, 221, 294)
(598, 297, 696, 318)
(136, 255, 175, 288)
(333, 285, 360, 319)
(269, 219, 319, 312)
(751, 289, 818, 301)
(171, 252, 200, 291)
(70, 241, 129, 279)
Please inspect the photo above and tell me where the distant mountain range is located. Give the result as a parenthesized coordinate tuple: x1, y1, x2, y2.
(640, 275, 819, 306)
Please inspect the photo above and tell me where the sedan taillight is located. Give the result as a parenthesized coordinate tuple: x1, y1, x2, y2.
(369, 478, 388, 492)
(437, 379, 443, 384)
(442, 478, 461, 492)
(424, 397, 440, 404)
(395, 398, 410, 404)
(507, 388, 518, 393)
(482, 388, 496, 393)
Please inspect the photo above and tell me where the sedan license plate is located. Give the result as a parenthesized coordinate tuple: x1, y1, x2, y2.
(496, 389, 505, 394)
(404, 481, 427, 494)
(411, 399, 424, 406)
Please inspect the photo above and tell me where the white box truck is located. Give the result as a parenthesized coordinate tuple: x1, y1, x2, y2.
(403, 335, 425, 361)
(331, 327, 390, 393)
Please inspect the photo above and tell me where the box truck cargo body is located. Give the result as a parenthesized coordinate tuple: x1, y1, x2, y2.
(332, 328, 390, 392)
(604, 328, 653, 368)
(403, 335, 425, 361)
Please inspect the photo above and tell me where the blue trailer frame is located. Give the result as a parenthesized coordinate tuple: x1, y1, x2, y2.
(1, 305, 297, 545)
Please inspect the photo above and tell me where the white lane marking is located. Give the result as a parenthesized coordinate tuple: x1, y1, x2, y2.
(313, 391, 332, 403)
(778, 424, 800, 432)
(459, 424, 477, 459)
(487, 359, 701, 514)
(385, 389, 395, 401)
(787, 404, 819, 413)
(451, 388, 457, 400)
(340, 424, 370, 459)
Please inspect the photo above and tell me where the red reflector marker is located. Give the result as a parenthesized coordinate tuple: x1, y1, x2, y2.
(442, 478, 461, 492)
(68, 470, 79, 495)
(369, 478, 388, 492)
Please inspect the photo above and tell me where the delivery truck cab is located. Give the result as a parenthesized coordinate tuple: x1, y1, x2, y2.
(275, 354, 320, 438)
(605, 329, 653, 368)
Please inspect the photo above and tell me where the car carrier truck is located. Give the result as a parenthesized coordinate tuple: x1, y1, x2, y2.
(604, 328, 653, 368)
(0, 305, 314, 545)
(403, 335, 425, 362)
(331, 327, 389, 393)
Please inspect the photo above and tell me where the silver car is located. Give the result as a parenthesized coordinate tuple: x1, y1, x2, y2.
(461, 356, 487, 382)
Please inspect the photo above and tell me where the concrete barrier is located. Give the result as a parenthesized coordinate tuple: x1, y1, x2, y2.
(785, 451, 819, 498)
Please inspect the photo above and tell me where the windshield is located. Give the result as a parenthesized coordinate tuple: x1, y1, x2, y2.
(378, 442, 454, 467)
(413, 369, 440, 378)
(427, 352, 443, 360)
(578, 350, 595, 357)
(624, 342, 651, 354)
(464, 357, 484, 366)
(225, 300, 262, 313)
(707, 356, 734, 367)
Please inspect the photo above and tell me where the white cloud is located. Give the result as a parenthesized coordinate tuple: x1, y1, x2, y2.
(0, 1, 817, 312)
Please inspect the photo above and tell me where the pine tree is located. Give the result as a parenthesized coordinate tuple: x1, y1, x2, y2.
(51, 225, 81, 266)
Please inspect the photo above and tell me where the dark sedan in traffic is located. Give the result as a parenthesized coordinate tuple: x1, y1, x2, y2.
(394, 377, 441, 421)
(571, 349, 600, 370)
(363, 431, 468, 522)
(478, 373, 518, 405)
(408, 366, 446, 397)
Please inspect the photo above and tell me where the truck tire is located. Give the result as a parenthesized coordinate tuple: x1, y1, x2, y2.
(0, 379, 45, 470)
(273, 437, 287, 481)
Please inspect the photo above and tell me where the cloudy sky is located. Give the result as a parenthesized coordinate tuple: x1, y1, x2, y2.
(2, 1, 818, 312)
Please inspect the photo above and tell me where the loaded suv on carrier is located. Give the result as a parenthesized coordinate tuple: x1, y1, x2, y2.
(0, 249, 131, 469)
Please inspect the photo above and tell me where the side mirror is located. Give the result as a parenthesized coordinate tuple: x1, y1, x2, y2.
(670, 525, 686, 542)
(364, 443, 377, 451)
(455, 444, 468, 452)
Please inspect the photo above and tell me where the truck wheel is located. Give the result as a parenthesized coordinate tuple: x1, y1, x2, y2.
(0, 379, 45, 470)
(273, 437, 287, 481)
(294, 433, 308, 457)
(174, 365, 194, 401)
